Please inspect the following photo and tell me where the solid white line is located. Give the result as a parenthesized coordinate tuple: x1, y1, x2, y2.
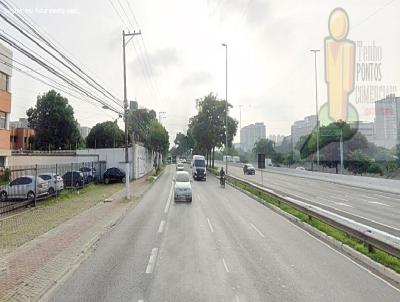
(222, 258, 230, 273)
(164, 186, 173, 213)
(145, 248, 159, 274)
(367, 201, 392, 207)
(334, 202, 353, 208)
(158, 220, 166, 233)
(250, 223, 265, 238)
(287, 219, 400, 294)
(207, 218, 214, 233)
(138, 300, 144, 302)
(235, 295, 240, 302)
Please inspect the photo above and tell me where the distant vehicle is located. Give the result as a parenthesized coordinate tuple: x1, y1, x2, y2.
(233, 156, 240, 163)
(103, 167, 126, 184)
(62, 171, 85, 188)
(243, 164, 256, 175)
(176, 163, 185, 171)
(0, 176, 48, 201)
(174, 171, 192, 202)
(191, 155, 206, 181)
(79, 167, 97, 182)
(296, 166, 306, 171)
(265, 158, 273, 166)
(39, 173, 64, 195)
(223, 155, 233, 162)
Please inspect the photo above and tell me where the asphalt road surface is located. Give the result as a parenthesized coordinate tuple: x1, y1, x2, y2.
(47, 165, 400, 302)
(216, 162, 400, 237)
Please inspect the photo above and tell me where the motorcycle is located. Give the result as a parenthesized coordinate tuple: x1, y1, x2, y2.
(220, 175, 225, 188)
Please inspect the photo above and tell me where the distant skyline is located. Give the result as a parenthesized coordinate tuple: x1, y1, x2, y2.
(4, 0, 399, 145)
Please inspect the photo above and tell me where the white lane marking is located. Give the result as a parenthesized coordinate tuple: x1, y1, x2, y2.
(207, 218, 214, 233)
(250, 223, 265, 238)
(235, 295, 240, 302)
(138, 300, 144, 302)
(164, 186, 173, 213)
(334, 202, 353, 208)
(222, 258, 230, 273)
(286, 219, 400, 294)
(145, 248, 159, 274)
(158, 220, 166, 233)
(286, 192, 400, 232)
(367, 201, 392, 207)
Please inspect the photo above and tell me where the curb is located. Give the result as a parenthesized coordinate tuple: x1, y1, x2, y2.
(225, 178, 400, 288)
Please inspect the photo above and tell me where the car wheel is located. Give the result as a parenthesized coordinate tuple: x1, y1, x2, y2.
(75, 181, 80, 188)
(48, 187, 55, 195)
(104, 178, 110, 184)
(0, 191, 7, 202)
(121, 177, 126, 183)
(188, 197, 192, 202)
(27, 191, 35, 202)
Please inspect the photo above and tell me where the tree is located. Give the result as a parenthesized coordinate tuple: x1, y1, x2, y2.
(127, 108, 157, 143)
(146, 119, 170, 166)
(253, 139, 276, 159)
(346, 149, 370, 175)
(27, 90, 83, 150)
(86, 121, 124, 148)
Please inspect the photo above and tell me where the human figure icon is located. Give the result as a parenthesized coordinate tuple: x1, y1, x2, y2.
(325, 8, 355, 122)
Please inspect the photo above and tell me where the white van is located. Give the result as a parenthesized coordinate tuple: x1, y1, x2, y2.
(191, 155, 206, 181)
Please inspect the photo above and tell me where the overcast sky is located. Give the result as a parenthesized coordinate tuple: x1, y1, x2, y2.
(5, 0, 400, 144)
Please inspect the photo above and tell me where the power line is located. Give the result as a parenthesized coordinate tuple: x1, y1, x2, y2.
(0, 0, 123, 109)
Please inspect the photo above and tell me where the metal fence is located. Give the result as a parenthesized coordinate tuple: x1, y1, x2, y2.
(0, 161, 106, 217)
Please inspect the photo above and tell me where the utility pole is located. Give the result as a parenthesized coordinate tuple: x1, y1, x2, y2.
(310, 49, 320, 170)
(340, 128, 344, 174)
(123, 29, 141, 199)
(222, 43, 228, 174)
(239, 105, 242, 151)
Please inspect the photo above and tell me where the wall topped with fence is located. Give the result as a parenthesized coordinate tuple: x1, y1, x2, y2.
(0, 161, 106, 217)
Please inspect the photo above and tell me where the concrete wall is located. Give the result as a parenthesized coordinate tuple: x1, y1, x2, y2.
(8, 144, 155, 180)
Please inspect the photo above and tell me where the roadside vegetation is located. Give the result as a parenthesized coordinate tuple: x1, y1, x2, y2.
(0, 182, 123, 253)
(207, 167, 400, 274)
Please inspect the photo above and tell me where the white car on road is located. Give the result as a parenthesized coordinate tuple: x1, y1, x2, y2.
(174, 171, 192, 202)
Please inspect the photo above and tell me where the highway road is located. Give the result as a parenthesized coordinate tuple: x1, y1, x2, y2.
(47, 165, 400, 302)
(216, 161, 400, 237)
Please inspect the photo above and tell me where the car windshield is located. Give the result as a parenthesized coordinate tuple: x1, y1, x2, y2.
(176, 173, 189, 182)
(194, 160, 205, 167)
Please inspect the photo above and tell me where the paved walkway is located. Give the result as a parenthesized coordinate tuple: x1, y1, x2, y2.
(0, 176, 152, 302)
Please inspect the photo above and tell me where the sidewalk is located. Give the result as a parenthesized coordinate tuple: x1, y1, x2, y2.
(0, 176, 153, 302)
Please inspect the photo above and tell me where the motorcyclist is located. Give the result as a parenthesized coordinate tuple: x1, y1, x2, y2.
(219, 167, 225, 186)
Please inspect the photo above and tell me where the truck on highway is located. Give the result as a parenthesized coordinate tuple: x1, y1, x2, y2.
(191, 155, 206, 181)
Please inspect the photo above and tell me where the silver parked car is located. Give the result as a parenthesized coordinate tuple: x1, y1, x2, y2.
(0, 176, 48, 201)
(176, 163, 185, 171)
(39, 173, 64, 195)
(174, 171, 192, 202)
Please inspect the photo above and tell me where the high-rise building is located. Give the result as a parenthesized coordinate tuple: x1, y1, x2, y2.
(10, 117, 28, 129)
(0, 43, 12, 167)
(240, 122, 266, 151)
(268, 134, 285, 146)
(291, 115, 317, 148)
(374, 95, 399, 148)
(353, 121, 375, 142)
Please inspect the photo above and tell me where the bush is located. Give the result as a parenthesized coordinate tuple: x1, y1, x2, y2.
(367, 163, 383, 175)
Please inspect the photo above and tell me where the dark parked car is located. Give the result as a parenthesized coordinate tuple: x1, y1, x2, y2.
(62, 171, 85, 188)
(243, 164, 256, 175)
(103, 167, 126, 184)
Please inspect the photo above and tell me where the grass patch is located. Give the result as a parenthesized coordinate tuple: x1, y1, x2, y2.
(229, 177, 400, 274)
(0, 182, 123, 253)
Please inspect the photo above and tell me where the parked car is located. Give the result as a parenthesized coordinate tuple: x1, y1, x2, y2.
(174, 171, 192, 202)
(103, 167, 126, 184)
(0, 175, 48, 202)
(79, 166, 97, 182)
(296, 166, 306, 171)
(176, 163, 185, 171)
(62, 171, 85, 188)
(39, 173, 64, 195)
(243, 164, 256, 175)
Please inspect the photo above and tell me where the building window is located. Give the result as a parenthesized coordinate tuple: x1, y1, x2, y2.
(0, 112, 6, 129)
(0, 72, 9, 91)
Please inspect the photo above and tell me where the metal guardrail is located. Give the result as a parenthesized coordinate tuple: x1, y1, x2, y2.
(217, 170, 400, 259)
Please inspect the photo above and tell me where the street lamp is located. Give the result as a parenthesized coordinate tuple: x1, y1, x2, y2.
(222, 43, 228, 174)
(310, 49, 320, 170)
